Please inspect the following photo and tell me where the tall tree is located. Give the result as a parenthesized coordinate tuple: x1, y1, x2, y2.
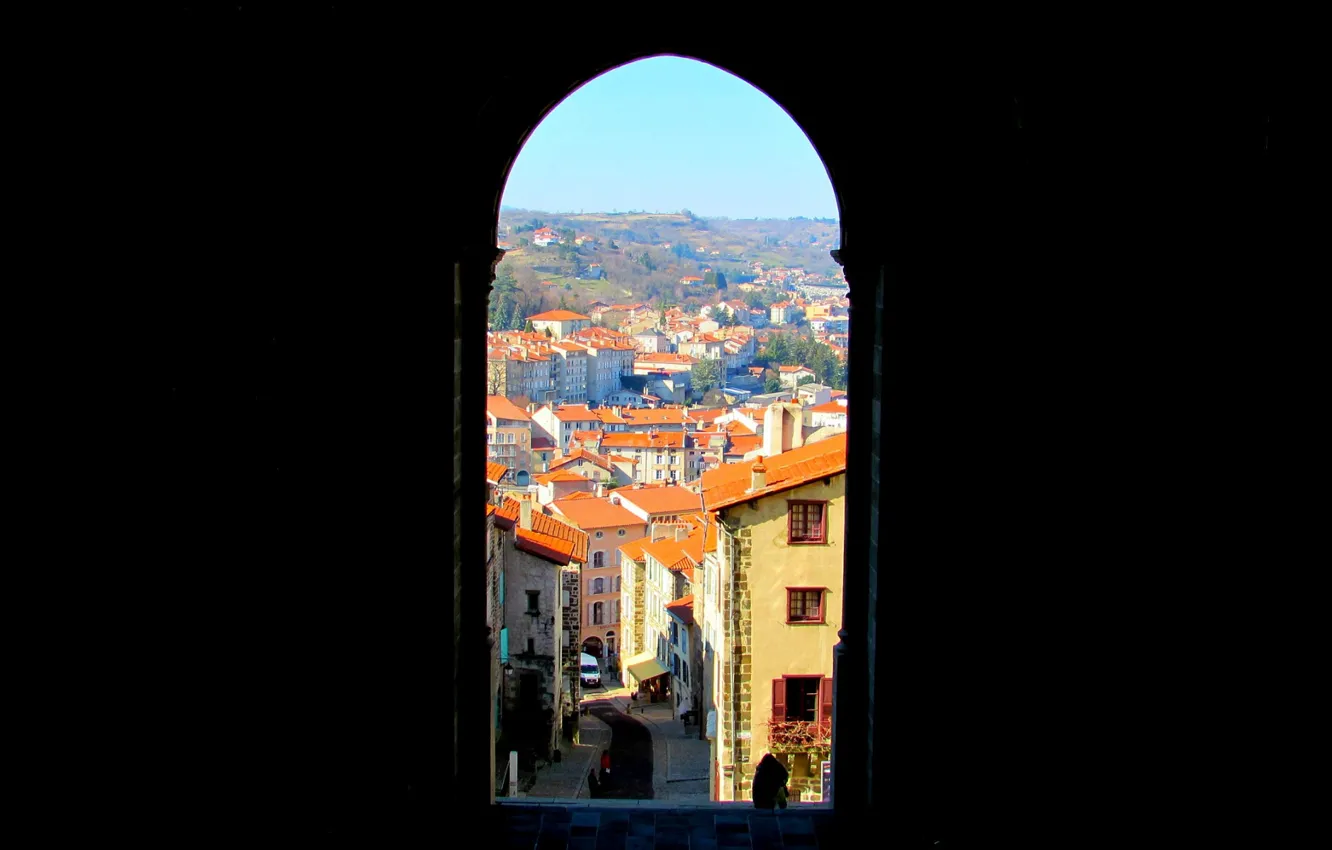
(691, 357, 723, 394)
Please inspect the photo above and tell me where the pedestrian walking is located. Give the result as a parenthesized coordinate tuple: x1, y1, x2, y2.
(600, 750, 611, 772)
(752, 752, 790, 810)
(587, 769, 601, 799)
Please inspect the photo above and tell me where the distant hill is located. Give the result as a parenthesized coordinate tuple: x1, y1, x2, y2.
(493, 210, 843, 320)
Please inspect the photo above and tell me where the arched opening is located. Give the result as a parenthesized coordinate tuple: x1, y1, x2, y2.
(582, 636, 604, 658)
(489, 54, 850, 806)
(142, 16, 1282, 840)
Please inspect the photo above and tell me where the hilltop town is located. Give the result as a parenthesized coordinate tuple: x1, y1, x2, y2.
(485, 211, 850, 804)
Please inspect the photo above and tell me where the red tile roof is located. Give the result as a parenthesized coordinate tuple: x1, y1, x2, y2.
(486, 462, 509, 484)
(528, 309, 591, 321)
(701, 433, 847, 512)
(515, 527, 576, 565)
(642, 529, 704, 577)
(807, 400, 848, 414)
(601, 432, 691, 449)
(550, 448, 613, 473)
(622, 408, 688, 426)
(725, 435, 763, 456)
(617, 486, 704, 516)
(487, 395, 532, 421)
(618, 539, 648, 561)
(493, 497, 589, 562)
(665, 595, 695, 626)
(549, 497, 645, 530)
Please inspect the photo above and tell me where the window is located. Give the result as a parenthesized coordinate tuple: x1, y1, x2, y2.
(593, 602, 604, 625)
(682, 660, 689, 686)
(773, 676, 832, 724)
(612, 576, 620, 592)
(592, 577, 605, 594)
(787, 588, 826, 624)
(527, 638, 535, 655)
(787, 500, 827, 544)
(595, 530, 604, 539)
(617, 529, 626, 537)
(526, 590, 540, 613)
(592, 551, 605, 569)
(655, 470, 663, 480)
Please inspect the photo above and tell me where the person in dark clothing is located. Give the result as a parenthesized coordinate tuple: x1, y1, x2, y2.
(751, 753, 790, 810)
(587, 769, 601, 798)
(599, 766, 613, 794)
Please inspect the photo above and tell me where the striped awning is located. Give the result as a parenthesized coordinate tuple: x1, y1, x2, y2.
(625, 651, 669, 681)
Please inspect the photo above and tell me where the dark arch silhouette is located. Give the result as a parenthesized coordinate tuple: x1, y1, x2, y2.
(137, 14, 1282, 844)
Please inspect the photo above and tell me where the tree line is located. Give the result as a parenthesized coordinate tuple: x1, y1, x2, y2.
(756, 333, 848, 391)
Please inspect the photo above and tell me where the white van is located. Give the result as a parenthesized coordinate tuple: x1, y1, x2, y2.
(579, 652, 601, 688)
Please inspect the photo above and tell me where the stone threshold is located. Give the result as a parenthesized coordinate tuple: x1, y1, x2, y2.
(499, 798, 832, 809)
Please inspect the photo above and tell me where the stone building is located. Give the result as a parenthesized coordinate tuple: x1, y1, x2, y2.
(699, 433, 847, 802)
(492, 494, 588, 756)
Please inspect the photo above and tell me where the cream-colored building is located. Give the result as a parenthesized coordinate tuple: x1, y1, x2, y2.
(527, 309, 591, 338)
(698, 432, 847, 803)
(598, 431, 706, 485)
(487, 395, 534, 484)
(546, 495, 648, 663)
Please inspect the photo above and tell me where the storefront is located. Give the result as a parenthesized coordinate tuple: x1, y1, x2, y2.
(623, 650, 670, 702)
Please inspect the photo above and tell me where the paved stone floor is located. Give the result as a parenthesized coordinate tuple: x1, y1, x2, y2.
(496, 805, 839, 850)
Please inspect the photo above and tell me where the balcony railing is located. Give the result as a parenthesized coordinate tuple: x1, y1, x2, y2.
(763, 719, 831, 753)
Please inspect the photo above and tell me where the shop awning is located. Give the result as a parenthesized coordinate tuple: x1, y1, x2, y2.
(625, 651, 669, 681)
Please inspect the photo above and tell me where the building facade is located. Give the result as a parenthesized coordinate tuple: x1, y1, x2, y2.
(699, 434, 847, 803)
(528, 309, 592, 338)
(487, 396, 534, 484)
(546, 496, 649, 665)
(493, 495, 589, 756)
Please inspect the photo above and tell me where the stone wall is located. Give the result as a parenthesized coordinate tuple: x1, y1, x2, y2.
(725, 522, 755, 801)
(503, 545, 564, 750)
(561, 565, 582, 740)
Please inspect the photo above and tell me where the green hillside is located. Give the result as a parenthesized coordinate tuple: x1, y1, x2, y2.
(491, 210, 843, 327)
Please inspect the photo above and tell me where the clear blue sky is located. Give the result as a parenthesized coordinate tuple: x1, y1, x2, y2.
(500, 56, 838, 221)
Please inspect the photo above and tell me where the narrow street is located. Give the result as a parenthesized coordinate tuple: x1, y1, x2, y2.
(583, 698, 654, 798)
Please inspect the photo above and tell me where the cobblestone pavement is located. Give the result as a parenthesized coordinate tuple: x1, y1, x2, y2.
(605, 693, 712, 802)
(521, 712, 613, 799)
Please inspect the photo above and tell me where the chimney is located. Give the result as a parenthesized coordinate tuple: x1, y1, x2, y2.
(596, 482, 605, 498)
(519, 496, 533, 530)
(749, 456, 768, 492)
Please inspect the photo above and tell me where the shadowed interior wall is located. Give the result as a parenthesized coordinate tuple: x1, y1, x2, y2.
(133, 10, 1285, 842)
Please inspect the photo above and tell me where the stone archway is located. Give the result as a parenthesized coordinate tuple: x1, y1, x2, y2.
(581, 636, 603, 658)
(465, 44, 878, 819)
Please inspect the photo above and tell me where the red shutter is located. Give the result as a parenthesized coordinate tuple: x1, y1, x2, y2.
(772, 678, 787, 721)
(819, 677, 833, 724)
